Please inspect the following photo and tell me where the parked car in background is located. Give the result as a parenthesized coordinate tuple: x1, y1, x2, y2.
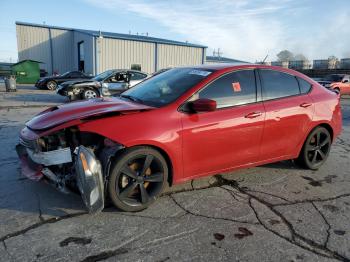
(329, 74, 350, 95)
(315, 74, 345, 88)
(35, 71, 92, 90)
(56, 69, 149, 100)
(17, 65, 342, 213)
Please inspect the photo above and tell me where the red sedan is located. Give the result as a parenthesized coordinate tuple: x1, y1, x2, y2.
(17, 64, 342, 212)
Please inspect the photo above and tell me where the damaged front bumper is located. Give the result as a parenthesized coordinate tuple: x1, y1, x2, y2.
(16, 141, 105, 213)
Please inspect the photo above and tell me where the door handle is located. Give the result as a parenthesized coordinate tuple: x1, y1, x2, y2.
(300, 102, 312, 108)
(245, 111, 262, 118)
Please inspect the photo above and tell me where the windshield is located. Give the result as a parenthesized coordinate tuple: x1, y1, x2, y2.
(121, 68, 214, 107)
(324, 74, 344, 82)
(93, 70, 115, 82)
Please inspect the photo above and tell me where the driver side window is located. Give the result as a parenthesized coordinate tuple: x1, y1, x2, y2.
(107, 74, 120, 83)
(198, 69, 257, 108)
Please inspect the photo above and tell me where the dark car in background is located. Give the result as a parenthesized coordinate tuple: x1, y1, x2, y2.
(35, 71, 92, 90)
(56, 69, 148, 100)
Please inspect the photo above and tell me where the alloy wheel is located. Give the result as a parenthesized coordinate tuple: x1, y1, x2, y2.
(116, 154, 165, 207)
(84, 89, 97, 99)
(305, 128, 331, 167)
(47, 81, 57, 90)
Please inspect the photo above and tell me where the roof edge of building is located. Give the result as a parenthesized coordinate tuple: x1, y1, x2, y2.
(15, 21, 207, 48)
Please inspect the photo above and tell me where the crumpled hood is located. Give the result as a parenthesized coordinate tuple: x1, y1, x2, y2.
(26, 97, 154, 131)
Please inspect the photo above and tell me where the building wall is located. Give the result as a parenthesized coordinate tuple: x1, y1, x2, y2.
(17, 23, 206, 76)
(16, 24, 75, 75)
(157, 44, 203, 69)
(50, 29, 74, 74)
(16, 24, 52, 74)
(97, 38, 155, 74)
(73, 31, 94, 75)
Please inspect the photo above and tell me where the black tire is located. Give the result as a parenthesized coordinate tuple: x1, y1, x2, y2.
(296, 126, 332, 170)
(46, 81, 57, 90)
(82, 88, 98, 99)
(108, 146, 168, 212)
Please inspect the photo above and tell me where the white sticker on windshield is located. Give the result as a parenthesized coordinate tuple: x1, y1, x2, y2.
(188, 70, 212, 77)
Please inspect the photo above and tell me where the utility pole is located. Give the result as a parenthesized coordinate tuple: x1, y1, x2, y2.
(213, 48, 223, 57)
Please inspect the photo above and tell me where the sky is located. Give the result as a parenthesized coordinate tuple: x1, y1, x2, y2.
(0, 0, 349, 63)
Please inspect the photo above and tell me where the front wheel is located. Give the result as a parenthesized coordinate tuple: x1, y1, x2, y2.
(108, 147, 168, 212)
(82, 88, 98, 99)
(47, 81, 57, 90)
(296, 126, 332, 170)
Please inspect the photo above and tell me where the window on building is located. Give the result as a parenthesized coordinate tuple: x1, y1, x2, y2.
(78, 41, 85, 72)
(197, 70, 257, 108)
(260, 70, 300, 100)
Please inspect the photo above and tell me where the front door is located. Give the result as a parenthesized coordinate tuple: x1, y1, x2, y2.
(181, 69, 265, 178)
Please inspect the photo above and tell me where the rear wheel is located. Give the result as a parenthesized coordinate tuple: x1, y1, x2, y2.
(297, 126, 332, 170)
(108, 147, 168, 212)
(47, 81, 57, 90)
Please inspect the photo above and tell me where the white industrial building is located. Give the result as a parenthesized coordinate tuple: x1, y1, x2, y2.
(16, 21, 207, 75)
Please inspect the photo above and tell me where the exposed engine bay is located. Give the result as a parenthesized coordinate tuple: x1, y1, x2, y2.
(16, 127, 124, 213)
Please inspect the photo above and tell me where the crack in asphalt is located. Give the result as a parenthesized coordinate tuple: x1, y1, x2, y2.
(169, 188, 259, 226)
(0, 211, 87, 243)
(213, 175, 350, 262)
(244, 188, 291, 203)
(311, 202, 331, 248)
(273, 193, 350, 207)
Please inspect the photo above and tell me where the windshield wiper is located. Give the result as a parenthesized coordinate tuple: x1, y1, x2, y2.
(120, 94, 144, 104)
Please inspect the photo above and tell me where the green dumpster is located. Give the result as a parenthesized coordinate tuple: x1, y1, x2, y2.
(11, 60, 42, 84)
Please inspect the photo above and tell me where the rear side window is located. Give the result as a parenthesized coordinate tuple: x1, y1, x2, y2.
(130, 72, 147, 80)
(297, 77, 312, 94)
(198, 70, 256, 108)
(260, 70, 300, 100)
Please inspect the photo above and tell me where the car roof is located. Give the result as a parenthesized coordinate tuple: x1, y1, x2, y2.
(188, 63, 302, 73)
(107, 69, 148, 75)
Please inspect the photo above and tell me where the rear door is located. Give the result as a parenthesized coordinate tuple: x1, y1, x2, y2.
(181, 69, 265, 178)
(258, 69, 314, 160)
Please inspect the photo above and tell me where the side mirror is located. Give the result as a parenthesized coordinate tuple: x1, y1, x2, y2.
(190, 98, 217, 112)
(342, 79, 349, 83)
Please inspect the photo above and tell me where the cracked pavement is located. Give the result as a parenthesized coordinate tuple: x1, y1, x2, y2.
(0, 85, 350, 261)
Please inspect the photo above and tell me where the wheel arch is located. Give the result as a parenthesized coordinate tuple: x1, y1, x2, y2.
(318, 123, 334, 142)
(295, 122, 334, 159)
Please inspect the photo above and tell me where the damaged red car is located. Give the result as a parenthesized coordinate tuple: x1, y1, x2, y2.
(16, 64, 342, 213)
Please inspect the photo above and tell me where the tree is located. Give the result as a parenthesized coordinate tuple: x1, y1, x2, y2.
(277, 50, 294, 62)
(294, 53, 307, 61)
